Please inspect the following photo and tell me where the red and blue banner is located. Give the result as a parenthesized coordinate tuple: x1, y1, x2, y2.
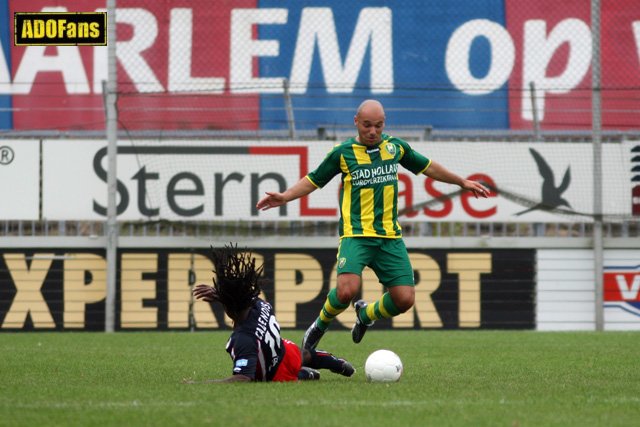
(604, 265, 640, 318)
(1, 0, 638, 131)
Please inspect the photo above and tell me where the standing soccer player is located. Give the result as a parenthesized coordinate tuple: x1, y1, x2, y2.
(256, 99, 489, 350)
(191, 244, 355, 382)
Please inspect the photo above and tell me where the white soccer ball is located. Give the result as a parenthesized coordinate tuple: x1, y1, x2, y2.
(364, 349, 403, 382)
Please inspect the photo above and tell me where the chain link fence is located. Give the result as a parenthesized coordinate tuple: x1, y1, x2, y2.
(2, 1, 639, 335)
(1, 0, 638, 135)
(111, 0, 640, 135)
(1, 0, 639, 235)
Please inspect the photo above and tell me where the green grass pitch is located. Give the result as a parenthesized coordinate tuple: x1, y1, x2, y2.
(1, 330, 639, 426)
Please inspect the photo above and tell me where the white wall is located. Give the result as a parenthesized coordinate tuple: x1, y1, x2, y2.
(537, 249, 640, 330)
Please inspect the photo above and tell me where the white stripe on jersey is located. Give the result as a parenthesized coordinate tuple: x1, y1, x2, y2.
(256, 340, 267, 382)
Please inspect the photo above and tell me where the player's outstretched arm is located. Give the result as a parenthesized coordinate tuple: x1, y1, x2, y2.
(192, 284, 218, 302)
(424, 161, 489, 199)
(256, 177, 317, 211)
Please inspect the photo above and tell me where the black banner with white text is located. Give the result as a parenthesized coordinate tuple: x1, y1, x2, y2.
(0, 248, 535, 331)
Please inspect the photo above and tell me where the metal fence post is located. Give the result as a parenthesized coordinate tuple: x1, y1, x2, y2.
(283, 78, 296, 140)
(591, 0, 604, 331)
(105, 0, 118, 333)
(528, 81, 542, 143)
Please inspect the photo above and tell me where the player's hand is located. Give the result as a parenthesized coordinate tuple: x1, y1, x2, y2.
(256, 191, 287, 211)
(461, 179, 491, 199)
(193, 284, 218, 302)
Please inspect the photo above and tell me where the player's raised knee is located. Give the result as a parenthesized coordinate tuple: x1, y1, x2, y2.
(390, 287, 415, 313)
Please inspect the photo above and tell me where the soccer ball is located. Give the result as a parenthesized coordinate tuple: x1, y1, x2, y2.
(364, 349, 403, 382)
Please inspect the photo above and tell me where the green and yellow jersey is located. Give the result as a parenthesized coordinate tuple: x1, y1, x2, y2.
(306, 133, 431, 238)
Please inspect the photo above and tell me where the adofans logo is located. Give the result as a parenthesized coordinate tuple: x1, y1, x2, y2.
(14, 12, 107, 46)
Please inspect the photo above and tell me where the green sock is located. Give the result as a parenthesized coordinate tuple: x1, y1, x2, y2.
(358, 292, 401, 324)
(315, 288, 349, 331)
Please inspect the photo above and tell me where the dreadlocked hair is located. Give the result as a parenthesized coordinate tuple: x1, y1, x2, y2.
(211, 243, 263, 315)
